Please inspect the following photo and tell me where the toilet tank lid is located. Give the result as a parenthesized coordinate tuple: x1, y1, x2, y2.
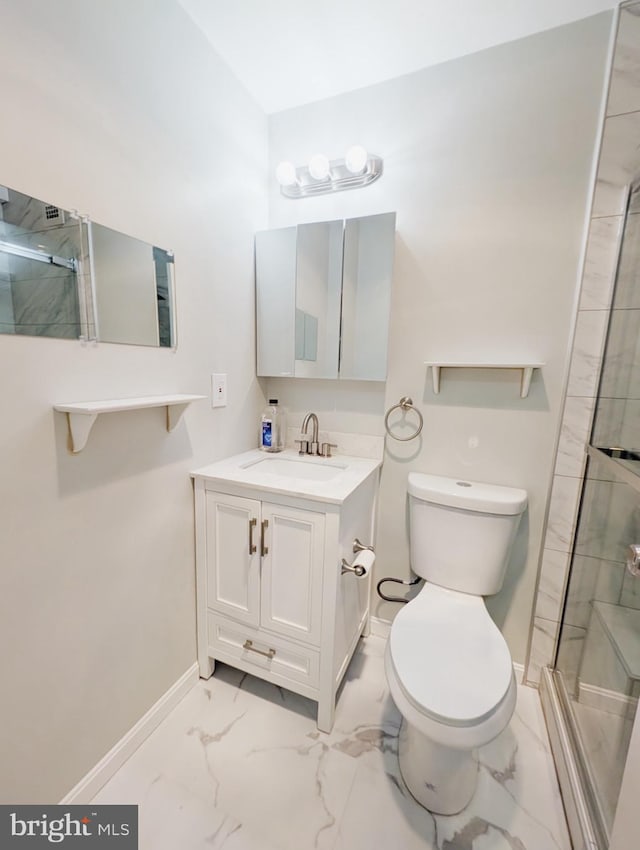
(408, 472, 527, 515)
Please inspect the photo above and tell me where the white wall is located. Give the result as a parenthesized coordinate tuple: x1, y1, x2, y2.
(267, 13, 613, 664)
(0, 0, 267, 802)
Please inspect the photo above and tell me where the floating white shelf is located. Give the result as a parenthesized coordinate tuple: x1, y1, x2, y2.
(424, 362, 544, 399)
(54, 393, 206, 453)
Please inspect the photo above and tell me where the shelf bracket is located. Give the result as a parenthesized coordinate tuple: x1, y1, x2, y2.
(166, 402, 190, 432)
(520, 367, 534, 399)
(431, 365, 441, 394)
(65, 412, 98, 454)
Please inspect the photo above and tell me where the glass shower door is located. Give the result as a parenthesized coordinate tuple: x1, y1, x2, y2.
(554, 180, 640, 848)
(556, 451, 640, 841)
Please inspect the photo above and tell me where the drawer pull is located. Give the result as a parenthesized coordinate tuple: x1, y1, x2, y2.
(260, 519, 269, 556)
(249, 517, 257, 554)
(243, 639, 275, 660)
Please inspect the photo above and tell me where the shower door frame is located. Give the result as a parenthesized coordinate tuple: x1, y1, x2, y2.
(541, 592, 640, 850)
(540, 174, 640, 849)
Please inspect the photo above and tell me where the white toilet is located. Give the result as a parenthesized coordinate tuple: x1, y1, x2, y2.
(385, 472, 527, 815)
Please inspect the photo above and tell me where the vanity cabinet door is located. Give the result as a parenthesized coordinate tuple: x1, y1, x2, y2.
(260, 503, 325, 646)
(205, 492, 261, 627)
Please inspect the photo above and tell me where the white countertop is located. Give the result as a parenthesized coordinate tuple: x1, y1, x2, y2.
(191, 448, 381, 505)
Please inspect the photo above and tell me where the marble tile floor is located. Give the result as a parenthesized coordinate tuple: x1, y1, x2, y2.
(93, 636, 571, 850)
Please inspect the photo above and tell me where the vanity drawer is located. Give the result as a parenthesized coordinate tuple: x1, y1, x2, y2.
(207, 612, 320, 691)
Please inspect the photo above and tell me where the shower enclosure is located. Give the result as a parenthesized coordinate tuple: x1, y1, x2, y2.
(545, 179, 640, 849)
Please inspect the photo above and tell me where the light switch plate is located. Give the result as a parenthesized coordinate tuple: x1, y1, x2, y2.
(211, 373, 227, 408)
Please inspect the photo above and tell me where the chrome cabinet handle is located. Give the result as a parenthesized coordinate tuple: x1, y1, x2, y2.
(248, 517, 257, 554)
(260, 519, 269, 556)
(243, 639, 275, 659)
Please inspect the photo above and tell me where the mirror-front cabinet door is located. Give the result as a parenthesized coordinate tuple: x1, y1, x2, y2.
(255, 225, 297, 377)
(256, 220, 343, 379)
(340, 211, 395, 381)
(255, 212, 395, 382)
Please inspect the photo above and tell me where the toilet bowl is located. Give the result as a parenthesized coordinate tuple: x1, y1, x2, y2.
(386, 583, 517, 813)
(385, 472, 527, 814)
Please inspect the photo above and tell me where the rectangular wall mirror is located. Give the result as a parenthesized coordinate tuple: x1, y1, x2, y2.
(0, 183, 175, 347)
(255, 211, 395, 381)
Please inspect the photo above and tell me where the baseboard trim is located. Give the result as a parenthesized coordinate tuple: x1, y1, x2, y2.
(368, 616, 391, 639)
(513, 661, 525, 684)
(60, 662, 199, 804)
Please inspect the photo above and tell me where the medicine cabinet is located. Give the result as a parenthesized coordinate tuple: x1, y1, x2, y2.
(255, 211, 395, 381)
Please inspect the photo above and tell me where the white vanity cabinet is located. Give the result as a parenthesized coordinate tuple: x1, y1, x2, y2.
(204, 492, 324, 649)
(192, 450, 380, 732)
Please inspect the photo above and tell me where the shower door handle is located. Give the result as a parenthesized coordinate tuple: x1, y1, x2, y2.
(626, 543, 640, 577)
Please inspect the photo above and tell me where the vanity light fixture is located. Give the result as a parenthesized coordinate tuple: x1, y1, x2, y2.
(276, 146, 383, 198)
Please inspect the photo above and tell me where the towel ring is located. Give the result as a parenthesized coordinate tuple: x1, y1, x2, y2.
(384, 396, 424, 442)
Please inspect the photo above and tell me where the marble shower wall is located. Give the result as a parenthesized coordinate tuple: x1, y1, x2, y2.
(526, 1, 640, 685)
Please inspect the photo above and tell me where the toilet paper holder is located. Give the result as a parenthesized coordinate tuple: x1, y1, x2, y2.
(341, 538, 375, 576)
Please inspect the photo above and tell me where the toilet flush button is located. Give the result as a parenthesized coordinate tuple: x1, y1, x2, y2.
(468, 436, 479, 449)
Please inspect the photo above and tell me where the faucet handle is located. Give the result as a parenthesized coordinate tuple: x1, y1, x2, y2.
(295, 439, 309, 455)
(321, 442, 337, 458)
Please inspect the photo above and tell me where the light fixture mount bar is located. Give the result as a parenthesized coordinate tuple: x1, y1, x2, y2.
(280, 155, 383, 199)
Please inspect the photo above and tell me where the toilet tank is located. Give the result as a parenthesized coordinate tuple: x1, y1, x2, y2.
(408, 473, 527, 596)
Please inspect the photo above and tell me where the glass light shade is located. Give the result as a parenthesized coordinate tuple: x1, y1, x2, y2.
(275, 161, 297, 187)
(308, 154, 331, 181)
(345, 145, 368, 175)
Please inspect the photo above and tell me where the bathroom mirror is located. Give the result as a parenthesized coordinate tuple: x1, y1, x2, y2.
(340, 212, 395, 381)
(255, 212, 395, 381)
(0, 183, 175, 347)
(256, 220, 343, 378)
(293, 220, 343, 378)
(89, 222, 174, 347)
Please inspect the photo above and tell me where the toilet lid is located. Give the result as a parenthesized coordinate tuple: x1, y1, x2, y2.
(388, 584, 513, 727)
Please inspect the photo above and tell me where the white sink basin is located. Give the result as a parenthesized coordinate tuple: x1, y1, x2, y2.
(244, 456, 346, 481)
(193, 449, 381, 505)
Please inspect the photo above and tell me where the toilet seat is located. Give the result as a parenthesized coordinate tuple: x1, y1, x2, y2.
(388, 583, 514, 728)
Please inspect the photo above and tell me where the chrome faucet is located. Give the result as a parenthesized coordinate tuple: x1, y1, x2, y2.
(298, 412, 319, 456)
(296, 412, 337, 458)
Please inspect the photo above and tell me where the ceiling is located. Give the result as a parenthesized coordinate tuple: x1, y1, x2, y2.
(178, 0, 617, 114)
